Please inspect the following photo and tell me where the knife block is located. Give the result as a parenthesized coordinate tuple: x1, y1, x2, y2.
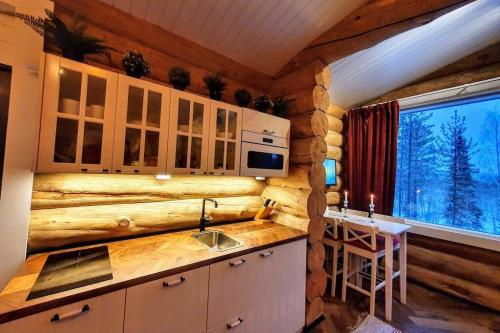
(255, 207, 273, 220)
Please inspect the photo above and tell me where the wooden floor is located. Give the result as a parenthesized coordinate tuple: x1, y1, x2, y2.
(312, 281, 500, 333)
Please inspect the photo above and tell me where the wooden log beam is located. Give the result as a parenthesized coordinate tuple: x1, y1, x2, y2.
(32, 174, 266, 209)
(287, 86, 330, 116)
(267, 163, 326, 191)
(306, 268, 328, 302)
(29, 196, 262, 251)
(277, 0, 474, 76)
(325, 130, 343, 147)
(289, 110, 328, 139)
(306, 296, 324, 326)
(307, 217, 326, 244)
(270, 212, 309, 233)
(326, 104, 347, 120)
(326, 191, 340, 206)
(326, 113, 343, 133)
(307, 241, 326, 272)
(269, 60, 331, 96)
(290, 137, 327, 164)
(326, 146, 342, 161)
(261, 186, 326, 220)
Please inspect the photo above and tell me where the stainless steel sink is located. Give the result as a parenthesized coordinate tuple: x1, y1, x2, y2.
(192, 230, 243, 252)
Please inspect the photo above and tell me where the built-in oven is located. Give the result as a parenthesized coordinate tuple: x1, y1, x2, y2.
(239, 108, 290, 177)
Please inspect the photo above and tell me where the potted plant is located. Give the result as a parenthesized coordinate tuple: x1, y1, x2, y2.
(272, 94, 292, 118)
(122, 51, 151, 79)
(1, 9, 113, 62)
(168, 66, 190, 91)
(234, 88, 252, 107)
(254, 94, 273, 113)
(203, 72, 226, 101)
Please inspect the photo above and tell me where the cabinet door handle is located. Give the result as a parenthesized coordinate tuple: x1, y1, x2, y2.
(229, 259, 246, 267)
(260, 250, 274, 258)
(226, 318, 243, 329)
(51, 304, 90, 322)
(162, 276, 186, 287)
(262, 130, 275, 135)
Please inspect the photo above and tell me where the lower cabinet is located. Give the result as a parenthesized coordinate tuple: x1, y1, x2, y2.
(0, 290, 125, 333)
(124, 267, 209, 333)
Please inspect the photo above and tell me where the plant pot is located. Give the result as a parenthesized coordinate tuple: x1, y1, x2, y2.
(125, 69, 143, 79)
(209, 90, 223, 101)
(172, 82, 188, 91)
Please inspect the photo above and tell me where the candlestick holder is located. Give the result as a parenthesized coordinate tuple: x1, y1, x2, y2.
(368, 203, 375, 223)
(342, 200, 348, 217)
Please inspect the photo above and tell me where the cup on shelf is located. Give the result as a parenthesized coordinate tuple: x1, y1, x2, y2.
(60, 98, 79, 115)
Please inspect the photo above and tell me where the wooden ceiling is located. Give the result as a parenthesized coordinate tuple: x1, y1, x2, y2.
(328, 0, 500, 108)
(99, 0, 367, 76)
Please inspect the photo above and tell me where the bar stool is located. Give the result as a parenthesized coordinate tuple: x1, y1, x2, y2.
(341, 221, 400, 316)
(323, 216, 343, 298)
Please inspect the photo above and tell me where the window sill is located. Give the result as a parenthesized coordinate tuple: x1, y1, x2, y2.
(404, 219, 500, 252)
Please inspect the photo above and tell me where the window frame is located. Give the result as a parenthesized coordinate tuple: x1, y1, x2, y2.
(397, 77, 500, 252)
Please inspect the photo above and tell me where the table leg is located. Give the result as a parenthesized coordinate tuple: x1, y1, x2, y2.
(385, 234, 393, 321)
(400, 232, 407, 304)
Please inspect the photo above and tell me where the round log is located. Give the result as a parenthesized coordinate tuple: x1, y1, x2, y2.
(307, 240, 326, 271)
(306, 297, 324, 326)
(269, 60, 331, 96)
(289, 110, 328, 139)
(325, 130, 343, 147)
(327, 145, 342, 161)
(327, 113, 344, 132)
(326, 191, 340, 206)
(290, 137, 327, 164)
(270, 212, 309, 233)
(306, 268, 328, 302)
(307, 189, 327, 220)
(329, 177, 343, 191)
(262, 185, 309, 218)
(326, 104, 347, 119)
(307, 216, 326, 243)
(267, 163, 325, 191)
(287, 85, 330, 116)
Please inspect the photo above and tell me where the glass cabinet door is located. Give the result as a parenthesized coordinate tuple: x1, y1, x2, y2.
(113, 75, 170, 174)
(37, 54, 117, 173)
(167, 90, 210, 174)
(208, 101, 242, 176)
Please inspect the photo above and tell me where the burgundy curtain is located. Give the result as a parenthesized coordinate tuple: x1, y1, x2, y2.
(346, 100, 399, 215)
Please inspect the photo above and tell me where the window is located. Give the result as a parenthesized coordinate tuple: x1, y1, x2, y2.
(394, 93, 500, 236)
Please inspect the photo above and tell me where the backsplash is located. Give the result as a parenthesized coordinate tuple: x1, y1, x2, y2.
(29, 174, 265, 252)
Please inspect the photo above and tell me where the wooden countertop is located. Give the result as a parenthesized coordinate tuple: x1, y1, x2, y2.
(0, 220, 306, 324)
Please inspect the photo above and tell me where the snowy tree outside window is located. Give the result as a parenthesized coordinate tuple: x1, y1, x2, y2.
(394, 94, 500, 236)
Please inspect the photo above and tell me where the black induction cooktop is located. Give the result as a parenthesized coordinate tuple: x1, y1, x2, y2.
(27, 246, 113, 300)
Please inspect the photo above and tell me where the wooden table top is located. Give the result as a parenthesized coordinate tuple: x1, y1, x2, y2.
(324, 210, 412, 235)
(0, 220, 306, 324)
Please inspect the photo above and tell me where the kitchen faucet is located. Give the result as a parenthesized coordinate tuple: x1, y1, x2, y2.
(200, 198, 218, 232)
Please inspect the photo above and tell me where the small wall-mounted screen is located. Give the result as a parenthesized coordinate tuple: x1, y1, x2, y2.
(324, 158, 336, 186)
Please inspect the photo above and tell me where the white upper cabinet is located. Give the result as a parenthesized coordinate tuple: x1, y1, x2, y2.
(167, 89, 211, 175)
(113, 75, 170, 174)
(208, 101, 242, 176)
(242, 108, 290, 140)
(37, 54, 118, 173)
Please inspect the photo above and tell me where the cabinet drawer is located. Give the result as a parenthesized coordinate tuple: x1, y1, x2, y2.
(242, 108, 290, 139)
(0, 290, 125, 333)
(206, 308, 256, 333)
(207, 254, 256, 329)
(124, 266, 209, 333)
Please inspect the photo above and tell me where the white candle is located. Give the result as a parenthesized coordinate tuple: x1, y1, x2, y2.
(370, 194, 374, 205)
(344, 191, 348, 201)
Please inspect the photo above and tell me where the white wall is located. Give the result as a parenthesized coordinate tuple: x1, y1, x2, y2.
(0, 0, 52, 289)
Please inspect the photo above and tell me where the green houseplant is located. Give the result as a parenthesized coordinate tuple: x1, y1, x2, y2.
(169, 66, 190, 91)
(254, 94, 273, 113)
(272, 94, 292, 118)
(234, 88, 252, 107)
(1, 9, 113, 62)
(122, 51, 151, 79)
(203, 72, 226, 101)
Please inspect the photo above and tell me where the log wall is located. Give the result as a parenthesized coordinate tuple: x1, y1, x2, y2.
(325, 104, 346, 207)
(28, 174, 266, 252)
(266, 61, 330, 326)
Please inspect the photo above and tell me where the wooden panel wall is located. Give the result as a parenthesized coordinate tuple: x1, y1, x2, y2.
(264, 60, 330, 326)
(407, 234, 500, 312)
(28, 174, 266, 252)
(52, 0, 271, 104)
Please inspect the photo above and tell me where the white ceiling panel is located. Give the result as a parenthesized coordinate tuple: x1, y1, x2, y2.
(104, 0, 367, 76)
(329, 0, 500, 109)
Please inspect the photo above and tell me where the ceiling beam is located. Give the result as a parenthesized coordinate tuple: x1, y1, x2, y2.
(276, 0, 476, 77)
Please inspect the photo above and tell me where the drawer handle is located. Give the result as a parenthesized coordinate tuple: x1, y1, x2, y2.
(226, 317, 243, 329)
(229, 259, 246, 267)
(260, 250, 274, 258)
(51, 304, 90, 322)
(163, 276, 186, 287)
(262, 130, 275, 135)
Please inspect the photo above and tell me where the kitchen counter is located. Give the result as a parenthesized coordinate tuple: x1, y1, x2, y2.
(0, 220, 306, 324)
